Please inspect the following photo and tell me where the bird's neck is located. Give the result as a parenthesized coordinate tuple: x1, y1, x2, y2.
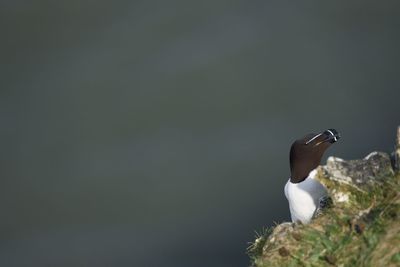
(290, 161, 319, 183)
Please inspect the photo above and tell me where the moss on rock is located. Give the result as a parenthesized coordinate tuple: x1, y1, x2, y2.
(248, 127, 400, 267)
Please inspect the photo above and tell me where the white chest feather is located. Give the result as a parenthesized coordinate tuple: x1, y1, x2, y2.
(284, 170, 327, 224)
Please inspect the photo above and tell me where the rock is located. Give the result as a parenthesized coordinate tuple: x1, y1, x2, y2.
(248, 127, 400, 267)
(315, 151, 394, 206)
(391, 126, 400, 171)
(323, 152, 393, 188)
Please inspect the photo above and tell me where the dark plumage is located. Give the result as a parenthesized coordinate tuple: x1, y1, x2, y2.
(289, 129, 340, 183)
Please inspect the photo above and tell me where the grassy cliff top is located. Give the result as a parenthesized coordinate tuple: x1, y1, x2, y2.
(248, 127, 400, 267)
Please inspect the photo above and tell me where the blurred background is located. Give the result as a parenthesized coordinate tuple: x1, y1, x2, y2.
(1, 1, 400, 266)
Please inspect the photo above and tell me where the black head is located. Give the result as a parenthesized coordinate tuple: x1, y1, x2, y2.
(289, 129, 340, 183)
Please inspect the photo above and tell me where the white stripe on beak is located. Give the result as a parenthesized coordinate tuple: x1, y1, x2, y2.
(305, 133, 323, 145)
(326, 129, 338, 142)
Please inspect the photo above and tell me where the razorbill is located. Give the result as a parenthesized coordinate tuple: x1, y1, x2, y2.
(284, 129, 340, 224)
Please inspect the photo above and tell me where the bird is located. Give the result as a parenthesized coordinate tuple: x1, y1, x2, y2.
(284, 129, 340, 224)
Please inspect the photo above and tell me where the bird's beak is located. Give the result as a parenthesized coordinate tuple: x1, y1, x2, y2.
(314, 129, 341, 146)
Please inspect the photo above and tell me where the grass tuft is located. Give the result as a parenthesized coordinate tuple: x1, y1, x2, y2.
(248, 170, 400, 267)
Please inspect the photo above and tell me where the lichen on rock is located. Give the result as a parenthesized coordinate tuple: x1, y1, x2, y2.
(315, 151, 394, 210)
(248, 127, 400, 267)
(392, 126, 400, 172)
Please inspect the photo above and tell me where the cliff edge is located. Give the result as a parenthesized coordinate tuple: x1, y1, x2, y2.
(248, 127, 400, 267)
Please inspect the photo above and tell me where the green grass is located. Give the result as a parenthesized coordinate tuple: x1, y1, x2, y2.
(248, 172, 400, 267)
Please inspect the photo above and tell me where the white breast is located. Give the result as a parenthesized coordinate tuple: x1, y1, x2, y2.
(284, 170, 327, 224)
